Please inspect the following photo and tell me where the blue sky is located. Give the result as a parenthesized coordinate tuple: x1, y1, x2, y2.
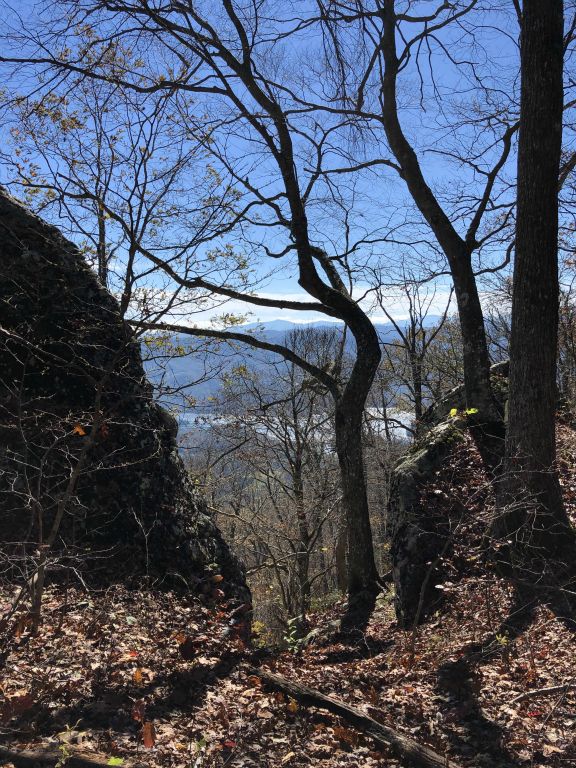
(0, 0, 522, 328)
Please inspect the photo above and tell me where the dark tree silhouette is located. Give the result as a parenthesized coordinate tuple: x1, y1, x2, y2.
(494, 0, 576, 609)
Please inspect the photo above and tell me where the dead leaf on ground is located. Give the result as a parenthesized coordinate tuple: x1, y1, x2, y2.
(142, 720, 155, 748)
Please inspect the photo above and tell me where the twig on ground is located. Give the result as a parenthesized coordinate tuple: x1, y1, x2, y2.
(511, 682, 576, 704)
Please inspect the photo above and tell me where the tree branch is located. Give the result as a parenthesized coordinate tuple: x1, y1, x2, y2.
(131, 320, 340, 398)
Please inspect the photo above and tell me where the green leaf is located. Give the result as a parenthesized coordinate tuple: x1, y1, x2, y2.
(449, 408, 458, 417)
(108, 758, 124, 766)
(465, 407, 479, 415)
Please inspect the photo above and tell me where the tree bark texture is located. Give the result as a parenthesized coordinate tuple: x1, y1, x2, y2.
(496, 0, 576, 596)
(335, 397, 380, 631)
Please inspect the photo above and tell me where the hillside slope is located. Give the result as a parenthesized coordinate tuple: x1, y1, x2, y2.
(1, 424, 575, 767)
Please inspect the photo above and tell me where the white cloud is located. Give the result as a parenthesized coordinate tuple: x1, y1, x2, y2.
(137, 283, 502, 333)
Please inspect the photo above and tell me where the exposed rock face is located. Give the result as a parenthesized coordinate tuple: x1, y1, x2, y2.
(0, 190, 249, 608)
(388, 367, 508, 628)
(418, 360, 509, 432)
(388, 422, 466, 628)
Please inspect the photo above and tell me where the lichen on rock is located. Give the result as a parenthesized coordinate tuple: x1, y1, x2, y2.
(388, 367, 508, 628)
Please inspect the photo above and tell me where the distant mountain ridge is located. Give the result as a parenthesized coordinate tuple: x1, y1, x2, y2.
(144, 317, 442, 405)
(233, 316, 442, 345)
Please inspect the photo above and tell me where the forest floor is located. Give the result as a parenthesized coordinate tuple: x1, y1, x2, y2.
(0, 578, 574, 768)
(1, 430, 576, 768)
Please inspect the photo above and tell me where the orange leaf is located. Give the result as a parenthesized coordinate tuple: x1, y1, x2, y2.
(133, 668, 143, 685)
(287, 698, 298, 714)
(142, 721, 155, 748)
(72, 424, 87, 436)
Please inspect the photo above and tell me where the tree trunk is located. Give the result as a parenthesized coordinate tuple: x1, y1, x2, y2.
(293, 462, 311, 635)
(495, 0, 576, 597)
(411, 356, 424, 437)
(411, 358, 422, 430)
(96, 202, 108, 287)
(335, 400, 379, 632)
(451, 256, 506, 474)
(335, 513, 348, 594)
(381, 0, 504, 473)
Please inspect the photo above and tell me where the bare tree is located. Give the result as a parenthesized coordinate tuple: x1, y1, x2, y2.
(376, 279, 454, 436)
(0, 1, 392, 629)
(187, 327, 343, 637)
(317, 0, 519, 473)
(0, 72, 250, 628)
(7, 0, 576, 627)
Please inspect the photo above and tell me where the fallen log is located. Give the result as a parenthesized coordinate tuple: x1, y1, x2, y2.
(250, 667, 464, 768)
(0, 745, 129, 767)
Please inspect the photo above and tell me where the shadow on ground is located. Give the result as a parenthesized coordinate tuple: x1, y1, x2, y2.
(435, 591, 536, 768)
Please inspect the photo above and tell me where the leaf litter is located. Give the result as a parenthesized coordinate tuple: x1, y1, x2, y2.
(0, 428, 575, 766)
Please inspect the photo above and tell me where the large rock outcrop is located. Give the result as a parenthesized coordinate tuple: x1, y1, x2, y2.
(388, 421, 467, 628)
(388, 369, 508, 628)
(0, 190, 249, 609)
